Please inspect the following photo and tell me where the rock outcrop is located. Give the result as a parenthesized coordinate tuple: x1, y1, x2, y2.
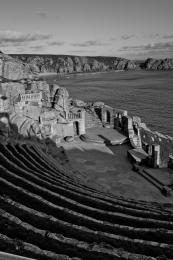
(0, 52, 37, 81)
(143, 58, 173, 70)
(112, 58, 137, 70)
(0, 52, 87, 141)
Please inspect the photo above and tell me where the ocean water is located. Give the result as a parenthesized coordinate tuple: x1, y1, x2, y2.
(43, 70, 173, 136)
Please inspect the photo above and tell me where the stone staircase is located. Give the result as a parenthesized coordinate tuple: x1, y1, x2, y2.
(85, 108, 102, 129)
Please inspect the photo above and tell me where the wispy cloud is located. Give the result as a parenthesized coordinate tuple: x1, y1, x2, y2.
(72, 40, 106, 47)
(110, 37, 117, 41)
(68, 49, 95, 53)
(0, 31, 52, 46)
(111, 35, 135, 41)
(36, 11, 48, 19)
(121, 34, 135, 40)
(120, 42, 173, 52)
(47, 41, 65, 46)
(149, 33, 160, 39)
(162, 34, 173, 39)
(29, 45, 45, 51)
(119, 41, 173, 59)
(148, 33, 173, 40)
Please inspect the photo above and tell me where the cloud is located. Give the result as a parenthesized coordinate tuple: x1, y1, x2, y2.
(120, 42, 173, 52)
(149, 33, 160, 39)
(162, 34, 173, 39)
(37, 11, 48, 19)
(148, 33, 173, 39)
(0, 30, 52, 46)
(121, 34, 135, 40)
(29, 45, 45, 51)
(111, 35, 135, 41)
(68, 49, 95, 53)
(47, 41, 65, 46)
(110, 37, 117, 41)
(119, 41, 173, 59)
(72, 40, 105, 47)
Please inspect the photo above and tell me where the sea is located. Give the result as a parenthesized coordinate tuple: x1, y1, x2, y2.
(42, 70, 173, 136)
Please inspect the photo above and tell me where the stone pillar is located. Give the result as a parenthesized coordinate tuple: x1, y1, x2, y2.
(146, 144, 152, 155)
(110, 110, 114, 127)
(118, 113, 122, 128)
(101, 107, 106, 124)
(127, 117, 134, 138)
(123, 110, 128, 116)
(114, 117, 119, 129)
(168, 155, 173, 169)
(152, 144, 160, 168)
(79, 111, 86, 135)
(0, 59, 3, 77)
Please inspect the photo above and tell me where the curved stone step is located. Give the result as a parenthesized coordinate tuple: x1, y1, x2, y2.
(0, 144, 169, 216)
(20, 144, 169, 213)
(0, 170, 173, 235)
(0, 233, 81, 260)
(1, 195, 173, 246)
(0, 151, 171, 223)
(1, 208, 173, 259)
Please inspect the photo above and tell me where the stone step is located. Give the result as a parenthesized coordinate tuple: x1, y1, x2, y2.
(128, 148, 148, 164)
(1, 142, 173, 259)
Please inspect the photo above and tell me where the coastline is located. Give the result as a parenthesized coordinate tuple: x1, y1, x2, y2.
(38, 68, 171, 81)
(38, 69, 125, 79)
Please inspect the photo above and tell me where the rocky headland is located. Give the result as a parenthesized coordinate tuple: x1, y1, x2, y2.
(10, 53, 173, 75)
(10, 54, 138, 74)
(143, 58, 173, 70)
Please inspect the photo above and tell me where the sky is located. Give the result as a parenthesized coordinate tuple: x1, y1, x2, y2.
(0, 0, 173, 59)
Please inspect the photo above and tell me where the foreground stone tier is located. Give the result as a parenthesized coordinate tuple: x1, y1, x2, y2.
(0, 142, 173, 259)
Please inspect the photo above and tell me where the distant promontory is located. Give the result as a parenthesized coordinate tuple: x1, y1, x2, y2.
(10, 54, 173, 74)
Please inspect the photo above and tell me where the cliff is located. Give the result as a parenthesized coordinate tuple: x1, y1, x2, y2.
(10, 54, 138, 74)
(143, 58, 173, 70)
(0, 52, 37, 81)
(10, 54, 173, 73)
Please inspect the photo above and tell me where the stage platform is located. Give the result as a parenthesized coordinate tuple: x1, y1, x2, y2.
(86, 127, 127, 145)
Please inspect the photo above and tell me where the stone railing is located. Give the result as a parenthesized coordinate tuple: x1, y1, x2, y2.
(68, 111, 82, 120)
(20, 92, 42, 102)
(113, 108, 128, 117)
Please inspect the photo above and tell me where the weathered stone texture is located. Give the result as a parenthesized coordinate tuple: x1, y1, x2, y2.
(1, 82, 25, 104)
(3, 61, 30, 80)
(144, 58, 173, 70)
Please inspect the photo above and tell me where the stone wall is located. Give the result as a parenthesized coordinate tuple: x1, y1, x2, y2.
(120, 112, 173, 168)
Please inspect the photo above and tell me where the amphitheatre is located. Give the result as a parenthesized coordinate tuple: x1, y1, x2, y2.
(0, 52, 173, 260)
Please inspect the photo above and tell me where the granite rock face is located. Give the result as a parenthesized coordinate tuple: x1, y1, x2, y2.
(11, 54, 138, 74)
(144, 58, 173, 70)
(0, 52, 35, 80)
